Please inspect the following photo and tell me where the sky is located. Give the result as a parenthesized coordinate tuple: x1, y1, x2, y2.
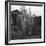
(11, 5, 44, 16)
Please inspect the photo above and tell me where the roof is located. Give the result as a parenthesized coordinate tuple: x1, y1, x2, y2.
(11, 9, 23, 15)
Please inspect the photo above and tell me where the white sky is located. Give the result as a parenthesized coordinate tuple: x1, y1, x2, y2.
(11, 5, 44, 16)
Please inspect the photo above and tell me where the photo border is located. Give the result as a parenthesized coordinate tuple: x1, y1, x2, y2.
(5, 1, 45, 45)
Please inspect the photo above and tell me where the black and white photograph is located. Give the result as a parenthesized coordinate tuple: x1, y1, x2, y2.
(5, 1, 45, 45)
